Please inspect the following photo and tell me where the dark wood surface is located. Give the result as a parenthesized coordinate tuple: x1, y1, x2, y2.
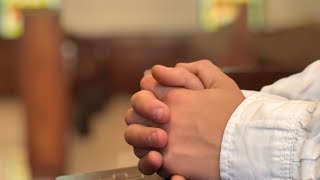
(227, 70, 297, 91)
(0, 39, 18, 95)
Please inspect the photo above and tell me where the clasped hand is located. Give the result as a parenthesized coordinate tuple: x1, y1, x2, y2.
(124, 60, 245, 179)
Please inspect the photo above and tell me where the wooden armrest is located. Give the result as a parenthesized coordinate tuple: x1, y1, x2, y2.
(226, 70, 297, 90)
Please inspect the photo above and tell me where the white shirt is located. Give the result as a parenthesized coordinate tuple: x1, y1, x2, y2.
(220, 60, 320, 179)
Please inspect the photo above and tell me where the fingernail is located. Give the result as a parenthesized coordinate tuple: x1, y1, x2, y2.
(148, 132, 158, 146)
(153, 108, 163, 122)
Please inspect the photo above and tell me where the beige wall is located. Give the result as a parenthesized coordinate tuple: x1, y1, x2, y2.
(264, 0, 320, 32)
(60, 0, 200, 37)
(60, 0, 320, 37)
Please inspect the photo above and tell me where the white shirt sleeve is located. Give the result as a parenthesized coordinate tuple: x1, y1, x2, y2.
(220, 60, 320, 179)
(261, 60, 320, 101)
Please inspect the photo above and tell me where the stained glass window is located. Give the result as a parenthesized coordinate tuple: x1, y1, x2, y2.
(0, 0, 60, 39)
(200, 0, 264, 32)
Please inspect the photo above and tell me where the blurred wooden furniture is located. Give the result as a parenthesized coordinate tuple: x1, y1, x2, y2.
(227, 70, 297, 90)
(17, 13, 69, 178)
(0, 12, 320, 179)
(0, 40, 17, 95)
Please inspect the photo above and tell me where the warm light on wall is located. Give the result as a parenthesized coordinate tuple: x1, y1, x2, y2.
(200, 0, 264, 32)
(0, 0, 60, 39)
(15, 0, 60, 10)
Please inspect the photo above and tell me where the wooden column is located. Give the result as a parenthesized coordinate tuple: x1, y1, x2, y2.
(17, 12, 69, 178)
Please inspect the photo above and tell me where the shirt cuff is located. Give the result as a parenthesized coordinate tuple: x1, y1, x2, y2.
(220, 90, 315, 179)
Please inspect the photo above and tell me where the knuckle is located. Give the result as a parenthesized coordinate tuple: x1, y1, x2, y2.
(124, 108, 133, 125)
(140, 75, 152, 89)
(138, 160, 149, 175)
(130, 90, 147, 105)
(123, 129, 130, 143)
(139, 76, 147, 89)
(133, 148, 143, 158)
(124, 124, 143, 146)
(175, 66, 186, 74)
(139, 153, 159, 175)
(199, 59, 213, 66)
(130, 92, 138, 105)
(175, 62, 186, 67)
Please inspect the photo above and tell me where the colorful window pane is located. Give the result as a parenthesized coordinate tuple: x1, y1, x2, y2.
(200, 0, 264, 32)
(0, 0, 60, 39)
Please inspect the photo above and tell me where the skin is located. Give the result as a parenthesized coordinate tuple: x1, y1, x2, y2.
(124, 60, 245, 179)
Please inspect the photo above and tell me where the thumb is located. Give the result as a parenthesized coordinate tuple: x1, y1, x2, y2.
(176, 60, 230, 89)
(151, 65, 204, 90)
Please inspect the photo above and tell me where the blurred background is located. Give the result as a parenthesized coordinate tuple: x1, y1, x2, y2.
(1, 0, 320, 179)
